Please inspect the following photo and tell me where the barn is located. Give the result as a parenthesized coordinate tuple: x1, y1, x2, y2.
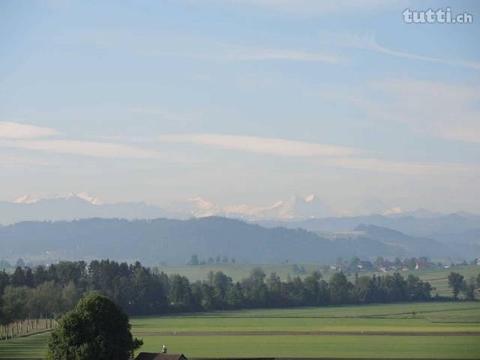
(134, 353, 187, 360)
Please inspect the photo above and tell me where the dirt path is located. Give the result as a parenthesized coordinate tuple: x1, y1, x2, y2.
(134, 330, 480, 337)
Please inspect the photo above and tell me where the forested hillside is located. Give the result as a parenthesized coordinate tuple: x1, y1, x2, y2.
(0, 217, 465, 265)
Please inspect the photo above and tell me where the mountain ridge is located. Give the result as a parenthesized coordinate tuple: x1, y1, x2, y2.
(0, 216, 468, 265)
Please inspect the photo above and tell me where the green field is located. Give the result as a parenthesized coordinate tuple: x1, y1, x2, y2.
(407, 266, 480, 297)
(1, 302, 480, 359)
(0, 332, 50, 359)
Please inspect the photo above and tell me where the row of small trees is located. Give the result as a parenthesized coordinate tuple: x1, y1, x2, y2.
(1, 260, 434, 324)
(0, 318, 57, 340)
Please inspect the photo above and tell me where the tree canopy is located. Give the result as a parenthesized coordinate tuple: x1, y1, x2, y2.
(448, 272, 465, 300)
(47, 294, 142, 360)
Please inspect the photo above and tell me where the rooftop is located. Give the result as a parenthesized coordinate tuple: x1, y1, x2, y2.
(135, 353, 187, 360)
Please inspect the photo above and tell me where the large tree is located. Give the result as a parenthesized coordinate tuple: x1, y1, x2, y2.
(329, 272, 353, 304)
(47, 294, 142, 360)
(448, 272, 464, 300)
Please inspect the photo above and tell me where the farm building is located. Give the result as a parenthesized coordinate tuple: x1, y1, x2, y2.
(134, 353, 187, 360)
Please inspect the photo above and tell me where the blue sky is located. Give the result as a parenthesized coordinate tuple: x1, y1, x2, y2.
(1, 0, 479, 215)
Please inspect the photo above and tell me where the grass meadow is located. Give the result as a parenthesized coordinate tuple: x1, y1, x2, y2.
(1, 302, 479, 359)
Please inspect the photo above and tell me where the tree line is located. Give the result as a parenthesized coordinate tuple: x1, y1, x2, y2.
(0, 259, 438, 325)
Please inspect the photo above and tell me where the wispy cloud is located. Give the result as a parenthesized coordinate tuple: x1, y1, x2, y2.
(158, 133, 479, 175)
(158, 133, 359, 157)
(1, 139, 160, 159)
(227, 47, 343, 64)
(349, 78, 480, 143)
(0, 121, 59, 139)
(317, 77, 480, 144)
(318, 157, 475, 176)
(0, 154, 51, 168)
(70, 29, 344, 65)
(346, 34, 480, 70)
(0, 122, 161, 159)
(210, 0, 404, 16)
(151, 45, 344, 64)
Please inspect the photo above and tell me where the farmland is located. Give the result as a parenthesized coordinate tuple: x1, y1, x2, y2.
(1, 302, 479, 359)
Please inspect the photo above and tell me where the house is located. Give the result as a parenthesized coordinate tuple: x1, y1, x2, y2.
(134, 353, 187, 360)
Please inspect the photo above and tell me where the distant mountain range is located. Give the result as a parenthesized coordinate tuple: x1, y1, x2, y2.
(0, 216, 475, 265)
(5, 192, 474, 225)
(0, 193, 333, 224)
(259, 212, 480, 241)
(259, 213, 480, 258)
(1, 194, 478, 265)
(0, 193, 175, 224)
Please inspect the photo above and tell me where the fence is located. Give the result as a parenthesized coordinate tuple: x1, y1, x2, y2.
(0, 318, 57, 340)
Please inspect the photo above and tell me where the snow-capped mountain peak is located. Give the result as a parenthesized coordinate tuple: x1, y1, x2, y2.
(383, 207, 404, 216)
(184, 196, 218, 217)
(13, 194, 40, 204)
(12, 192, 103, 206)
(65, 192, 103, 205)
(383, 207, 441, 218)
(172, 194, 332, 220)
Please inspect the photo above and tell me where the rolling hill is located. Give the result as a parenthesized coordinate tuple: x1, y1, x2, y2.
(0, 217, 467, 265)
